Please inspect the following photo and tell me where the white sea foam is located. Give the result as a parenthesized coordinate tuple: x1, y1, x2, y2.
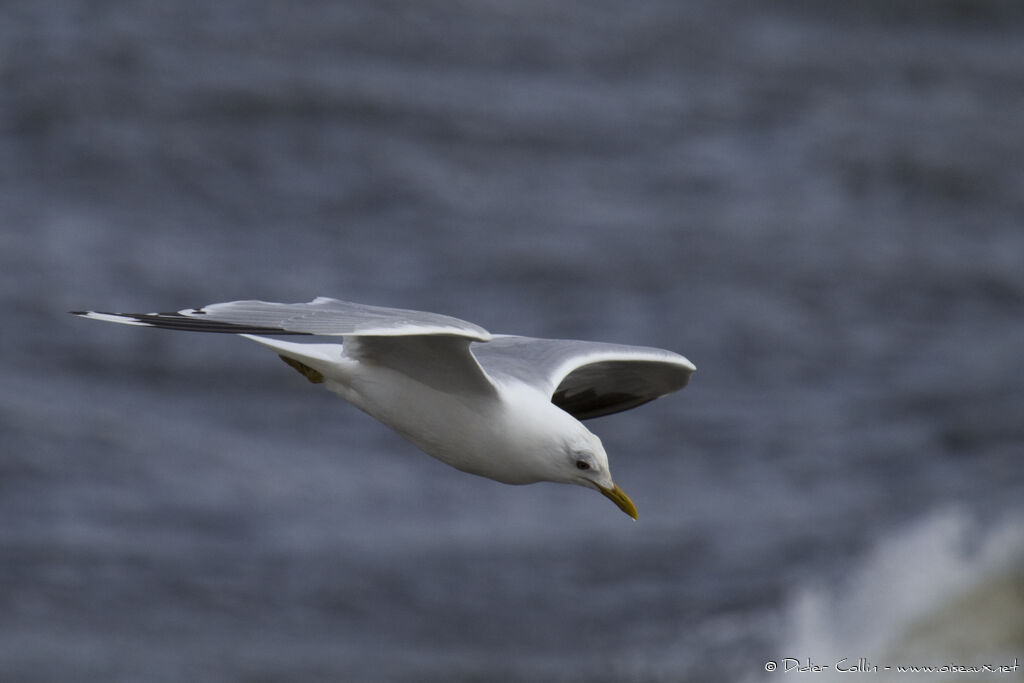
(764, 508, 1024, 682)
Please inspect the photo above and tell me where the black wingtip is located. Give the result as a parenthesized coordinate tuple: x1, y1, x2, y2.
(70, 309, 313, 335)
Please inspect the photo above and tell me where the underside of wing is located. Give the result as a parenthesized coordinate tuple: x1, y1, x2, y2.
(72, 297, 491, 340)
(471, 336, 695, 420)
(551, 358, 693, 419)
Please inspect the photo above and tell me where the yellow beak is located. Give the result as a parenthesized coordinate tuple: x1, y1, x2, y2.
(599, 483, 637, 520)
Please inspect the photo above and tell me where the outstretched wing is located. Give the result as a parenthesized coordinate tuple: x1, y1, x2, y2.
(72, 297, 491, 340)
(470, 336, 695, 420)
(73, 298, 496, 396)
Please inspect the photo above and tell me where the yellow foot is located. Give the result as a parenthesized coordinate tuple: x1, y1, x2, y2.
(278, 355, 324, 383)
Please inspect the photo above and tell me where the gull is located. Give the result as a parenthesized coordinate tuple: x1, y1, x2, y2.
(72, 298, 695, 519)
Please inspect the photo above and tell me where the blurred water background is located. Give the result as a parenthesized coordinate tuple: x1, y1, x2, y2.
(2, 1, 1024, 681)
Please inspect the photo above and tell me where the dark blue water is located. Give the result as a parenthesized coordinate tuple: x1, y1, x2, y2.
(3, 2, 1024, 681)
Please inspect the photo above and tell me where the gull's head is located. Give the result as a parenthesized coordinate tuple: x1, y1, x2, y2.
(497, 385, 637, 519)
(558, 426, 637, 520)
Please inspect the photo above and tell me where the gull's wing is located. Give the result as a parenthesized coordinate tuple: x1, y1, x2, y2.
(72, 297, 491, 340)
(471, 336, 695, 420)
(73, 298, 496, 396)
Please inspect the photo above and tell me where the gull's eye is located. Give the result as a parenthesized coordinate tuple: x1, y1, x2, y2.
(575, 460, 591, 471)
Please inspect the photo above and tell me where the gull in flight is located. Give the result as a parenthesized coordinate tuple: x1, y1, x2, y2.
(73, 298, 695, 519)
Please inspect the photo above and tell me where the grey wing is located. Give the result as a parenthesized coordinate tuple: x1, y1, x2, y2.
(72, 297, 491, 340)
(471, 336, 695, 420)
(75, 298, 497, 396)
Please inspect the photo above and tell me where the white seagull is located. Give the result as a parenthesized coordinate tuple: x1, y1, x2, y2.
(73, 298, 695, 519)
